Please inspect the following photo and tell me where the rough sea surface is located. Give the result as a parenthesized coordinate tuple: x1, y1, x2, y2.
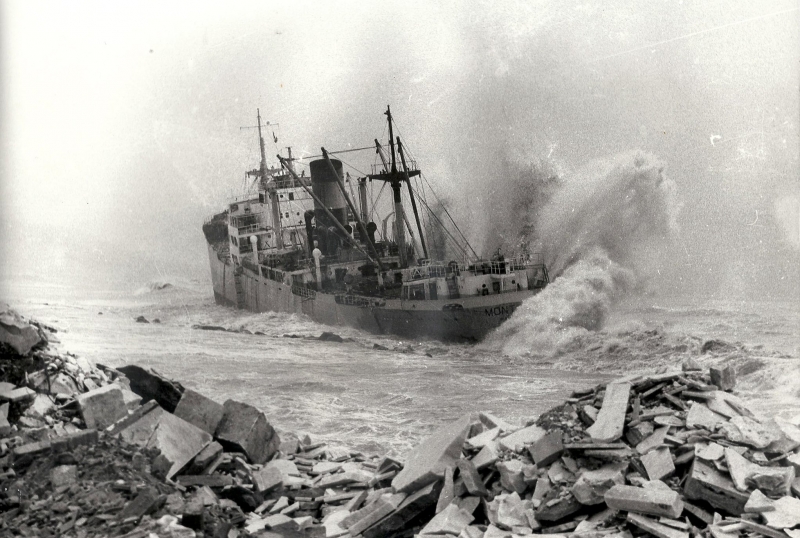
(3, 275, 797, 457)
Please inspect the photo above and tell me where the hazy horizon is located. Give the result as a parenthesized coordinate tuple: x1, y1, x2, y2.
(2, 0, 798, 301)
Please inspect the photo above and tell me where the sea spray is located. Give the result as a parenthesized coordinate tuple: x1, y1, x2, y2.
(481, 151, 680, 355)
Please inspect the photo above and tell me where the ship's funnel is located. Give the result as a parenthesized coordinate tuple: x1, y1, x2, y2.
(310, 158, 347, 230)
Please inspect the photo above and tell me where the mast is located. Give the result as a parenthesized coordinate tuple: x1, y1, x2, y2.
(397, 137, 428, 259)
(255, 109, 284, 250)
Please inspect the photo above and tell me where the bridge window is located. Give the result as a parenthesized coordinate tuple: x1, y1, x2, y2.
(428, 283, 438, 300)
(401, 286, 408, 300)
(289, 192, 295, 200)
(410, 284, 425, 300)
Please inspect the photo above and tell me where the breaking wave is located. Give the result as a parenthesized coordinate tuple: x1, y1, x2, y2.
(133, 280, 175, 295)
(482, 151, 679, 356)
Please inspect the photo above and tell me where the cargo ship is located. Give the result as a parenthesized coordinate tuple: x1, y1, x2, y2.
(202, 107, 549, 340)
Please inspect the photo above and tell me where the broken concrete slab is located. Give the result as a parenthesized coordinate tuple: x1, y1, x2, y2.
(686, 402, 725, 430)
(627, 513, 689, 538)
(684, 459, 749, 515)
(604, 484, 683, 518)
(724, 446, 794, 496)
(743, 489, 776, 513)
(215, 399, 280, 464)
(587, 382, 630, 443)
(361, 481, 440, 538)
(572, 463, 627, 505)
(418, 502, 474, 536)
(762, 496, 800, 529)
(710, 365, 736, 391)
(722, 415, 783, 449)
(0, 386, 35, 404)
(498, 424, 546, 453)
(50, 465, 78, 488)
(252, 466, 284, 494)
(28, 370, 80, 396)
(642, 447, 675, 481)
(466, 426, 500, 449)
(471, 440, 500, 470)
(116, 364, 184, 413)
(75, 384, 128, 430)
(694, 442, 725, 461)
(497, 460, 527, 495)
(457, 459, 489, 497)
(528, 430, 564, 467)
(147, 411, 212, 479)
(173, 388, 225, 435)
(0, 309, 43, 355)
(636, 426, 670, 455)
(391, 414, 472, 493)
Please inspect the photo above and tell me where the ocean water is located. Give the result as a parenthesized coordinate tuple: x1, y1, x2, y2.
(3, 274, 798, 457)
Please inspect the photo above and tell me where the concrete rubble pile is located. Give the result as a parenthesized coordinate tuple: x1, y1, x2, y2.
(2, 307, 800, 538)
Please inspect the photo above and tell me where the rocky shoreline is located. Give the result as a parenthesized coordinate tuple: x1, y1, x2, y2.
(1, 307, 799, 538)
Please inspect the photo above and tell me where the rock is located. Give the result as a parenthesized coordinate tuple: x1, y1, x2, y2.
(636, 426, 670, 455)
(471, 440, 500, 470)
(498, 424, 546, 453)
(118, 487, 164, 520)
(762, 496, 800, 529)
(722, 416, 783, 449)
(0, 386, 35, 404)
(695, 442, 725, 461)
(641, 447, 675, 481)
(148, 412, 213, 479)
(391, 414, 472, 493)
(626, 421, 654, 446)
(682, 358, 702, 372)
(117, 364, 184, 413)
(587, 382, 631, 443)
(535, 491, 581, 522)
(215, 399, 280, 464)
(744, 489, 776, 513)
(318, 332, 343, 342)
(50, 465, 78, 488)
(189, 441, 223, 473)
(436, 466, 455, 513)
(252, 466, 284, 494)
(28, 370, 80, 396)
(75, 384, 128, 430)
(346, 493, 407, 536)
(361, 482, 441, 538)
(627, 513, 689, 538)
(684, 459, 749, 515)
(528, 430, 564, 467)
(457, 459, 489, 497)
(51, 429, 99, 452)
(604, 484, 683, 518)
(710, 365, 736, 391)
(497, 460, 527, 495)
(572, 463, 627, 505)
(419, 502, 474, 536)
(724, 447, 794, 496)
(0, 309, 43, 355)
(0, 403, 10, 436)
(494, 492, 530, 528)
(173, 388, 225, 435)
(466, 426, 500, 449)
(135, 315, 150, 323)
(120, 388, 143, 410)
(686, 402, 725, 430)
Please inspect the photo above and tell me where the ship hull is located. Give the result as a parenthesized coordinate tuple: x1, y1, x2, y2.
(207, 244, 536, 341)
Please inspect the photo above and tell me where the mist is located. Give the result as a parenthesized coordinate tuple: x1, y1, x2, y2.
(1, 0, 798, 302)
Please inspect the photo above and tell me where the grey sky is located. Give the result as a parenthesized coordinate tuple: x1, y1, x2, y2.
(1, 0, 798, 298)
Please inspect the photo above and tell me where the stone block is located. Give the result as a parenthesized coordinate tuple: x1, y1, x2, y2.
(121, 388, 142, 410)
(627, 513, 689, 538)
(117, 364, 184, 412)
(29, 370, 80, 396)
(12, 439, 51, 467)
(497, 460, 527, 494)
(534, 491, 581, 522)
(0, 309, 42, 355)
(724, 447, 794, 496)
(51, 429, 99, 453)
(636, 425, 670, 455)
(144, 411, 212, 479)
(587, 382, 630, 443)
(177, 474, 235, 488)
(457, 458, 488, 497)
(626, 421, 654, 446)
(604, 484, 683, 518)
(684, 459, 748, 515)
(75, 384, 128, 430)
(571, 462, 627, 505)
(762, 496, 800, 529)
(471, 440, 500, 470)
(391, 414, 472, 493)
(686, 402, 725, 430)
(710, 365, 736, 391)
(253, 466, 284, 494)
(744, 489, 775, 513)
(466, 426, 500, 449)
(0, 386, 35, 404)
(117, 487, 164, 520)
(722, 415, 783, 450)
(436, 466, 455, 513)
(50, 465, 78, 488)
(498, 424, 546, 453)
(419, 502, 474, 536)
(528, 430, 564, 467)
(495, 492, 532, 528)
(642, 447, 675, 481)
(215, 399, 280, 464)
(174, 388, 225, 435)
(361, 482, 440, 538)
(189, 441, 223, 473)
